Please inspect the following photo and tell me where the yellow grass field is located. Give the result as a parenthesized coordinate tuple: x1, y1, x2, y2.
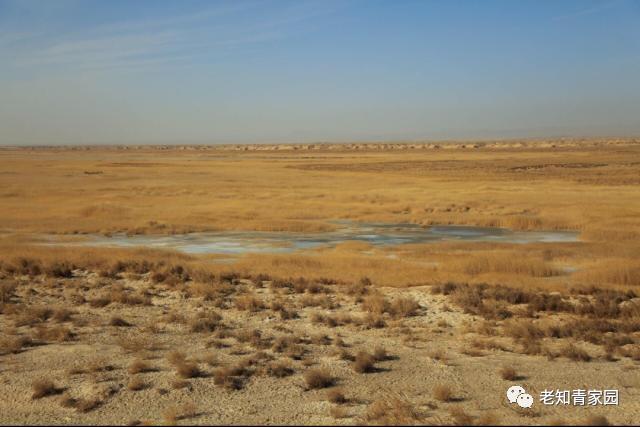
(1, 139, 640, 425)
(1, 139, 639, 289)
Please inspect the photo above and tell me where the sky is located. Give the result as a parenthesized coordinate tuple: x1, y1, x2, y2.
(0, 0, 639, 145)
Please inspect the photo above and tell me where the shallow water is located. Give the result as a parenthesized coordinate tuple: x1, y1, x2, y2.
(54, 221, 579, 255)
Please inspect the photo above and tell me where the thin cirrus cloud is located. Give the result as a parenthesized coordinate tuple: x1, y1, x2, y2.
(3, 1, 338, 72)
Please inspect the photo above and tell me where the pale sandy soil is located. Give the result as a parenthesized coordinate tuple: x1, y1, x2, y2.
(1, 272, 638, 425)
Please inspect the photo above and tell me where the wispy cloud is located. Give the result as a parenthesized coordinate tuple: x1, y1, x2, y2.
(552, 0, 624, 21)
(2, 0, 341, 72)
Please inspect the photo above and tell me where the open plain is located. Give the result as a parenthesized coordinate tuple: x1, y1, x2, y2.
(1, 139, 640, 425)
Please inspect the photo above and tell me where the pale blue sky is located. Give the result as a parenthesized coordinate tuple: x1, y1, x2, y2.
(0, 0, 639, 145)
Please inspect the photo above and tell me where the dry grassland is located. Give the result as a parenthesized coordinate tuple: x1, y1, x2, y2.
(1, 139, 639, 425)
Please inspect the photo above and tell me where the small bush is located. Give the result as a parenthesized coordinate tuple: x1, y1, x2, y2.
(362, 294, 389, 315)
(390, 297, 420, 318)
(213, 366, 246, 390)
(109, 316, 132, 327)
(304, 368, 334, 389)
(327, 388, 348, 404)
(433, 383, 455, 402)
(31, 379, 61, 399)
(176, 361, 202, 378)
(128, 359, 153, 374)
(76, 398, 101, 413)
(363, 394, 421, 424)
(353, 351, 376, 373)
(51, 307, 74, 322)
(0, 335, 32, 355)
(0, 282, 17, 303)
(235, 294, 265, 311)
(373, 346, 389, 361)
(559, 343, 592, 362)
(189, 311, 223, 333)
(329, 405, 349, 419)
(267, 360, 294, 378)
(583, 415, 610, 426)
(127, 376, 146, 391)
(45, 262, 74, 278)
(500, 366, 518, 381)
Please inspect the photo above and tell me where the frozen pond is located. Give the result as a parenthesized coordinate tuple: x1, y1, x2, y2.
(51, 221, 579, 255)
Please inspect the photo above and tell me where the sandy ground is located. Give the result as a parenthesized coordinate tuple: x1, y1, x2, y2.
(1, 272, 638, 425)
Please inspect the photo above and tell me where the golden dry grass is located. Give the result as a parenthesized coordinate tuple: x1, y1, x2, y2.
(0, 141, 638, 236)
(1, 141, 639, 292)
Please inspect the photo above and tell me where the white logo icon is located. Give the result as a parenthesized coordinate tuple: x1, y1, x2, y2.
(517, 393, 534, 408)
(507, 385, 533, 408)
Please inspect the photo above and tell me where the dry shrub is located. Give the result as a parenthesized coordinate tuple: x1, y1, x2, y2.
(188, 282, 221, 301)
(503, 319, 544, 342)
(311, 334, 332, 346)
(176, 361, 202, 379)
(327, 388, 348, 404)
(213, 366, 246, 390)
(373, 346, 389, 361)
(199, 352, 218, 367)
(429, 349, 448, 364)
(166, 351, 202, 378)
(87, 357, 115, 373)
(347, 278, 370, 299)
(0, 281, 17, 304)
(330, 405, 349, 419)
(583, 415, 610, 426)
(337, 348, 355, 361)
(189, 310, 223, 333)
(558, 343, 592, 362)
(31, 379, 62, 399)
(300, 294, 335, 309)
(167, 351, 187, 366)
(267, 360, 294, 378)
(103, 285, 152, 306)
(128, 359, 153, 374)
(449, 407, 474, 426)
(51, 307, 74, 322)
(89, 296, 111, 308)
(75, 398, 102, 413)
(475, 412, 499, 426)
(127, 376, 146, 391)
(180, 402, 198, 420)
(0, 335, 32, 355)
(353, 351, 376, 373)
(433, 383, 455, 402)
(304, 368, 334, 389)
(162, 406, 179, 425)
(235, 328, 270, 349)
(364, 313, 386, 329)
(390, 297, 420, 318)
(235, 293, 265, 311)
(33, 325, 75, 342)
(363, 393, 421, 425)
(272, 335, 305, 359)
(161, 402, 198, 424)
(44, 261, 74, 278)
(461, 347, 485, 357)
(109, 316, 132, 327)
(14, 306, 52, 327)
(431, 282, 459, 296)
(362, 293, 389, 315)
(2, 257, 42, 276)
(59, 393, 78, 409)
(499, 366, 519, 381)
(171, 379, 190, 390)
